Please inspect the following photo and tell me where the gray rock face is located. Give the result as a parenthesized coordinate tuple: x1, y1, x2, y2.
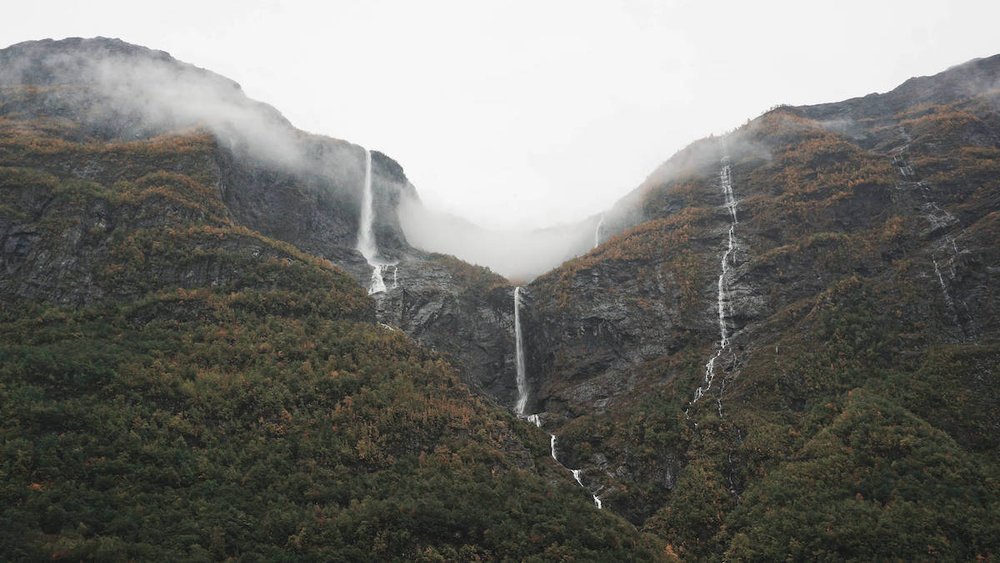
(215, 140, 416, 284)
(522, 185, 765, 418)
(0, 184, 114, 306)
(373, 254, 517, 404)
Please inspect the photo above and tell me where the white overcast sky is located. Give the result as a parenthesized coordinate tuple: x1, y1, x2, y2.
(3, 1, 999, 229)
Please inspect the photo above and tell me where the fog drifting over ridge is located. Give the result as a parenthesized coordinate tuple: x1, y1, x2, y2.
(0, 38, 310, 170)
(0, 37, 624, 280)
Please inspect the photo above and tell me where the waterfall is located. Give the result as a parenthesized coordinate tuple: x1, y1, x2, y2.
(533, 419, 601, 508)
(515, 290, 600, 508)
(716, 225, 736, 348)
(720, 163, 738, 224)
(368, 265, 388, 294)
(356, 150, 378, 262)
(891, 135, 966, 336)
(356, 148, 396, 295)
(933, 260, 950, 302)
(691, 154, 739, 413)
(933, 259, 958, 316)
(514, 287, 529, 415)
(594, 215, 605, 249)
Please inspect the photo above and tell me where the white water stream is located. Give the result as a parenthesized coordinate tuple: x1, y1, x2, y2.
(356, 149, 397, 295)
(517, 292, 601, 508)
(594, 215, 605, 249)
(933, 259, 956, 310)
(691, 155, 739, 414)
(891, 139, 966, 335)
(536, 418, 602, 508)
(514, 287, 529, 415)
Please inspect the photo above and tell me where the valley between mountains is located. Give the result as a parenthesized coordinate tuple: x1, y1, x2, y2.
(1, 38, 998, 560)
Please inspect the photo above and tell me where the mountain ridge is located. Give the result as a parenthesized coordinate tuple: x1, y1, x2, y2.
(1, 37, 998, 560)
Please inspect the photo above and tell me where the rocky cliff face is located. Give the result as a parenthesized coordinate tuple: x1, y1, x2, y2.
(374, 254, 519, 404)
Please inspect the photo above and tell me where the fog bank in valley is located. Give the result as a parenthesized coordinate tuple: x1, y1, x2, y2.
(399, 197, 600, 282)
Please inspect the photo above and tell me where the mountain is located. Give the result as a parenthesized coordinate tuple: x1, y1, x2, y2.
(1, 36, 999, 560)
(0, 38, 661, 560)
(519, 54, 1000, 558)
(0, 36, 525, 405)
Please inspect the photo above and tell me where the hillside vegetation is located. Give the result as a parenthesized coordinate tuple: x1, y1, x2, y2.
(524, 57, 1000, 559)
(0, 119, 661, 560)
(3, 38, 1000, 560)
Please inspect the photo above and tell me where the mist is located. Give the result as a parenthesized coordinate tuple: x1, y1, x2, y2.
(399, 197, 599, 282)
(0, 38, 309, 170)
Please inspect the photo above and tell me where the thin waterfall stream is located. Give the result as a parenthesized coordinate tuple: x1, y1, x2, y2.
(514, 287, 603, 508)
(514, 287, 529, 415)
(689, 150, 739, 416)
(356, 148, 397, 295)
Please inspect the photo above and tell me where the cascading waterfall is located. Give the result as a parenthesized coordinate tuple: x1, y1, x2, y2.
(691, 153, 739, 414)
(356, 148, 397, 295)
(514, 287, 529, 415)
(356, 149, 379, 290)
(933, 259, 956, 310)
(594, 215, 605, 249)
(891, 136, 967, 336)
(546, 426, 602, 509)
(720, 164, 738, 224)
(949, 238, 960, 277)
(368, 265, 388, 295)
(517, 308, 601, 509)
(932, 240, 965, 334)
(891, 145, 956, 230)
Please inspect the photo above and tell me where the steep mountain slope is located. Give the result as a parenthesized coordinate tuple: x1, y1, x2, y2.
(519, 55, 1000, 558)
(0, 39, 661, 560)
(0, 36, 522, 404)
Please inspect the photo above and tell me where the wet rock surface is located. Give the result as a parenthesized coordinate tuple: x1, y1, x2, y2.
(372, 253, 517, 403)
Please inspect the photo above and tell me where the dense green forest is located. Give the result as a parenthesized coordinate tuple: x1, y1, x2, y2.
(0, 293, 660, 560)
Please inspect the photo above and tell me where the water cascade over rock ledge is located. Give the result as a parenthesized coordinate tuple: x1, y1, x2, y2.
(514, 286, 603, 509)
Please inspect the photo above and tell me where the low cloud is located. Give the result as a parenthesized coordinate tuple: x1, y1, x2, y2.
(0, 38, 307, 169)
(399, 196, 599, 282)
